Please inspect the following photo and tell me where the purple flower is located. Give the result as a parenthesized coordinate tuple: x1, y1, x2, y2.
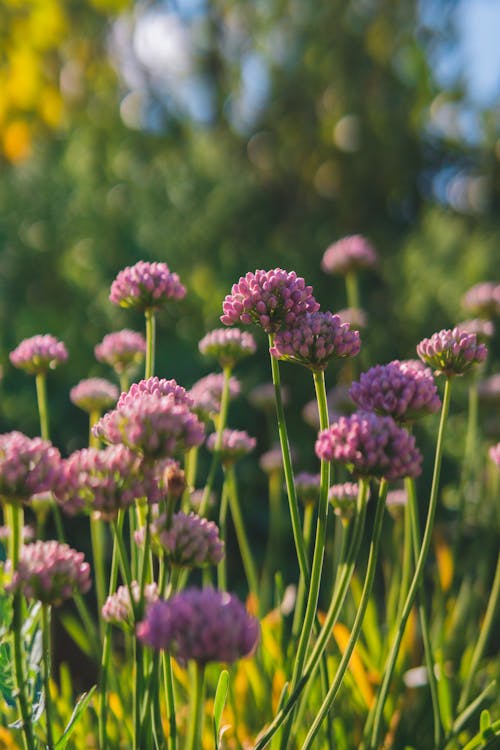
(335, 308, 368, 329)
(456, 319, 495, 340)
(0, 432, 61, 505)
(70, 378, 119, 414)
(221, 269, 319, 333)
(199, 328, 257, 368)
(55, 445, 161, 519)
(259, 445, 285, 475)
(102, 582, 159, 631)
(6, 541, 91, 606)
(462, 282, 500, 318)
(137, 588, 259, 665)
(10, 334, 68, 375)
(315, 411, 422, 480)
(95, 330, 146, 374)
(118, 377, 194, 410)
(478, 374, 500, 404)
(295, 472, 320, 505)
(328, 482, 359, 521)
(321, 235, 378, 276)
(109, 261, 186, 312)
(270, 311, 360, 371)
(0, 525, 34, 543)
(206, 429, 256, 464)
(386, 488, 408, 521)
(93, 393, 205, 460)
(416, 327, 488, 376)
(349, 360, 441, 422)
(189, 373, 241, 420)
(151, 511, 224, 567)
(489, 443, 500, 467)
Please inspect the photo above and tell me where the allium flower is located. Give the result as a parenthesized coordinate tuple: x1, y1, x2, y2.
(349, 360, 441, 422)
(386, 488, 408, 521)
(336, 308, 368, 329)
(95, 330, 146, 374)
(189, 373, 240, 420)
(109, 261, 186, 312)
(489, 443, 500, 467)
(151, 511, 224, 567)
(117, 377, 193, 409)
(221, 269, 319, 333)
(329, 482, 359, 521)
(249, 382, 289, 411)
(189, 489, 216, 511)
(270, 311, 360, 371)
(259, 445, 288, 475)
(295, 472, 320, 505)
(199, 328, 257, 368)
(302, 385, 355, 429)
(0, 525, 34, 543)
(6, 541, 91, 606)
(206, 429, 256, 464)
(55, 445, 160, 519)
(0, 432, 61, 505)
(321, 235, 377, 276)
(102, 582, 159, 631)
(10, 334, 68, 375)
(456, 319, 495, 340)
(137, 588, 259, 665)
(416, 328, 488, 376)
(315, 411, 422, 480)
(478, 374, 500, 404)
(70, 378, 119, 414)
(462, 282, 500, 318)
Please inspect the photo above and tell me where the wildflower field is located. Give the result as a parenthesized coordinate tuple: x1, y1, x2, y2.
(0, 247, 499, 750)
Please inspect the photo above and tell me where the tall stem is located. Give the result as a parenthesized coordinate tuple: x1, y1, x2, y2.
(368, 377, 452, 749)
(35, 372, 50, 440)
(217, 479, 229, 591)
(226, 464, 260, 607)
(42, 604, 54, 750)
(186, 663, 205, 750)
(144, 307, 156, 379)
(345, 271, 360, 311)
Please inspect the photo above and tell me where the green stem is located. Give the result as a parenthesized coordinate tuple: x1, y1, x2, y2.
(90, 517, 107, 634)
(217, 479, 229, 591)
(300, 478, 388, 750)
(42, 604, 54, 750)
(291, 503, 314, 639)
(89, 409, 101, 449)
(35, 372, 50, 440)
(186, 663, 205, 750)
(145, 307, 156, 379)
(345, 271, 360, 311)
(226, 464, 260, 607)
(394, 495, 413, 628)
(163, 652, 177, 750)
(119, 372, 130, 394)
(368, 377, 452, 750)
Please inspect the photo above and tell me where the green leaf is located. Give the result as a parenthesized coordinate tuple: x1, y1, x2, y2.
(58, 611, 95, 658)
(481, 710, 492, 734)
(54, 686, 96, 750)
(0, 642, 15, 707)
(213, 669, 229, 738)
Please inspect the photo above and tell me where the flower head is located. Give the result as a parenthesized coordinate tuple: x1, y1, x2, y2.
(259, 445, 285, 475)
(328, 482, 359, 521)
(478, 374, 500, 404)
(150, 511, 224, 568)
(118, 377, 193, 409)
(199, 328, 257, 368)
(462, 282, 500, 318)
(110, 261, 186, 312)
(137, 588, 259, 665)
(416, 327, 488, 376)
(70, 378, 119, 414)
(456, 319, 495, 340)
(206, 429, 256, 464)
(0, 525, 34, 543)
(221, 269, 319, 333)
(95, 330, 146, 374)
(489, 443, 500, 467)
(270, 311, 360, 371)
(321, 235, 377, 276)
(315, 411, 422, 480)
(189, 373, 240, 420)
(6, 541, 91, 606)
(102, 582, 159, 631)
(386, 488, 408, 521)
(0, 432, 61, 505)
(10, 335, 68, 375)
(349, 360, 441, 422)
(336, 308, 368, 329)
(295, 472, 320, 505)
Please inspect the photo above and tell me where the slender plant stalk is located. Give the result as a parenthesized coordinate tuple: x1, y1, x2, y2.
(119, 371, 130, 394)
(42, 604, 54, 750)
(226, 463, 260, 606)
(345, 270, 361, 311)
(217, 480, 229, 590)
(300, 478, 388, 750)
(163, 652, 177, 750)
(394, 497, 413, 629)
(35, 372, 50, 440)
(368, 377, 452, 750)
(186, 663, 205, 750)
(144, 307, 156, 379)
(291, 503, 314, 639)
(261, 469, 284, 614)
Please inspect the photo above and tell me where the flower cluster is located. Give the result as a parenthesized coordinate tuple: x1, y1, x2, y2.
(206, 429, 256, 464)
(416, 328, 488, 376)
(259, 445, 285, 475)
(137, 588, 259, 665)
(102, 582, 159, 631)
(0, 432, 61, 505)
(328, 482, 359, 521)
(294, 472, 320, 505)
(349, 360, 441, 422)
(336, 308, 368, 329)
(117, 377, 193, 409)
(456, 319, 495, 340)
(10, 334, 68, 375)
(478, 374, 500, 403)
(316, 411, 422, 480)
(150, 511, 224, 568)
(386, 488, 408, 520)
(199, 328, 257, 368)
(109, 261, 186, 311)
(0, 525, 34, 543)
(321, 235, 377, 276)
(95, 330, 146, 374)
(189, 373, 240, 420)
(462, 282, 500, 318)
(6, 541, 91, 606)
(70, 378, 119, 414)
(270, 311, 360, 371)
(489, 443, 500, 467)
(221, 269, 319, 333)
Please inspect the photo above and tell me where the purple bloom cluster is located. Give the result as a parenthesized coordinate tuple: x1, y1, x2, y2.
(199, 328, 257, 368)
(0, 432, 61, 505)
(462, 282, 500, 318)
(10, 334, 68, 375)
(328, 482, 359, 521)
(137, 588, 259, 665)
(55, 445, 159, 519)
(221, 269, 319, 333)
(259, 445, 285, 475)
(270, 311, 360, 371)
(109, 261, 186, 312)
(416, 327, 488, 376)
(189, 373, 240, 420)
(95, 330, 146, 374)
(117, 377, 193, 409)
(294, 472, 320, 505)
(456, 319, 495, 340)
(321, 235, 377, 276)
(70, 378, 119, 414)
(150, 511, 224, 568)
(489, 443, 500, 467)
(386, 488, 408, 521)
(6, 541, 91, 606)
(349, 360, 441, 422)
(315, 412, 422, 480)
(102, 582, 159, 631)
(206, 429, 256, 464)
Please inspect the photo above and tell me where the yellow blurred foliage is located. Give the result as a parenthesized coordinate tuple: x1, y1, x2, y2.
(0, 727, 20, 750)
(435, 529, 454, 593)
(332, 622, 375, 708)
(2, 120, 32, 162)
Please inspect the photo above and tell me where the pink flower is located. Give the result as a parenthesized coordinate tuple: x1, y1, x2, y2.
(416, 327, 488, 376)
(102, 582, 159, 631)
(294, 472, 321, 505)
(321, 235, 377, 276)
(110, 261, 186, 311)
(95, 330, 146, 374)
(462, 282, 500, 318)
(117, 377, 193, 409)
(206, 429, 256, 464)
(0, 432, 61, 505)
(189, 373, 241, 420)
(329, 482, 359, 521)
(70, 378, 119, 414)
(489, 443, 500, 467)
(150, 511, 224, 568)
(10, 334, 68, 375)
(199, 328, 257, 368)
